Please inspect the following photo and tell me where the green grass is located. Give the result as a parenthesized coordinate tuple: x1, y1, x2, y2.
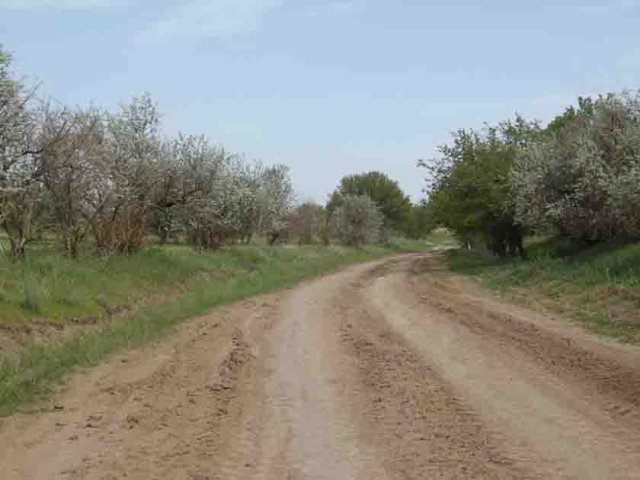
(448, 237, 640, 343)
(423, 228, 458, 247)
(0, 245, 238, 322)
(0, 242, 418, 416)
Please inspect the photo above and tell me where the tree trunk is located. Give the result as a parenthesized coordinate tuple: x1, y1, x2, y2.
(9, 237, 26, 257)
(3, 222, 25, 257)
(159, 227, 169, 245)
(69, 237, 79, 258)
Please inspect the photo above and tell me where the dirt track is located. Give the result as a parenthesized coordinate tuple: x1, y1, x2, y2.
(2, 253, 640, 479)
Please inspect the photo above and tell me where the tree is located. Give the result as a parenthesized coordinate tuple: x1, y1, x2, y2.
(39, 106, 110, 256)
(545, 96, 595, 136)
(404, 202, 435, 240)
(149, 134, 215, 244)
(95, 94, 162, 254)
(289, 202, 325, 244)
(178, 145, 233, 250)
(258, 164, 293, 245)
(232, 161, 264, 244)
(1, 45, 298, 256)
(0, 47, 48, 256)
(422, 116, 541, 256)
(512, 92, 640, 242)
(175, 149, 294, 249)
(327, 171, 410, 232)
(330, 194, 383, 246)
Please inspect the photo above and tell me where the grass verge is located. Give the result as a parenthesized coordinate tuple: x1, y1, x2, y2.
(0, 244, 259, 322)
(0, 242, 420, 416)
(448, 238, 640, 343)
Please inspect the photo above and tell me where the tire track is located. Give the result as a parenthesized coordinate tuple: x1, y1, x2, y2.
(2, 254, 640, 479)
(334, 286, 522, 479)
(367, 256, 640, 479)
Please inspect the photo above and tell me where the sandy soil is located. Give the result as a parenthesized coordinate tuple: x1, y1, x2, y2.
(1, 253, 639, 479)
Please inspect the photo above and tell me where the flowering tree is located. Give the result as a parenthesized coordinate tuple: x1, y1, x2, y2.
(0, 46, 296, 256)
(0, 48, 49, 256)
(93, 94, 162, 254)
(38, 106, 111, 256)
(512, 92, 640, 242)
(258, 164, 294, 244)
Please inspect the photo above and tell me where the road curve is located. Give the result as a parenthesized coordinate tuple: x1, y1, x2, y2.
(1, 253, 639, 479)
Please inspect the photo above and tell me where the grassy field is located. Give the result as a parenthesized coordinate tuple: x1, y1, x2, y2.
(0, 241, 422, 415)
(448, 237, 640, 343)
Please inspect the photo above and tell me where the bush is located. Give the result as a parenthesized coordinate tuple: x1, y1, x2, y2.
(288, 202, 325, 244)
(94, 206, 147, 255)
(327, 171, 411, 231)
(330, 195, 383, 246)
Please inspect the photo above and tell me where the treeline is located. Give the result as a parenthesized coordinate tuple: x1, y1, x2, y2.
(422, 91, 640, 256)
(288, 171, 431, 247)
(1, 47, 429, 257)
(0, 47, 297, 257)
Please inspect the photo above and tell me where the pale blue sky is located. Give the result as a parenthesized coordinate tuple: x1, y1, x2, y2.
(1, 0, 639, 202)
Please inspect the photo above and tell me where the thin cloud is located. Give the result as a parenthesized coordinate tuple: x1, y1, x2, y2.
(577, 0, 638, 14)
(0, 0, 124, 10)
(306, 1, 362, 18)
(308, 1, 363, 18)
(329, 2, 357, 12)
(140, 0, 283, 41)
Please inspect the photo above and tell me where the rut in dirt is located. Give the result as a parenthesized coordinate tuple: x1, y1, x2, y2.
(1, 253, 640, 480)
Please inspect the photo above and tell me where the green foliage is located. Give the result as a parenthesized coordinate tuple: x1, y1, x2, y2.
(545, 96, 595, 135)
(404, 202, 435, 239)
(423, 228, 457, 247)
(327, 171, 411, 231)
(422, 91, 640, 252)
(422, 116, 541, 255)
(0, 245, 231, 321)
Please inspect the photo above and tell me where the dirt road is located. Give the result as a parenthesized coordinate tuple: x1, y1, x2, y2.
(2, 253, 640, 479)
